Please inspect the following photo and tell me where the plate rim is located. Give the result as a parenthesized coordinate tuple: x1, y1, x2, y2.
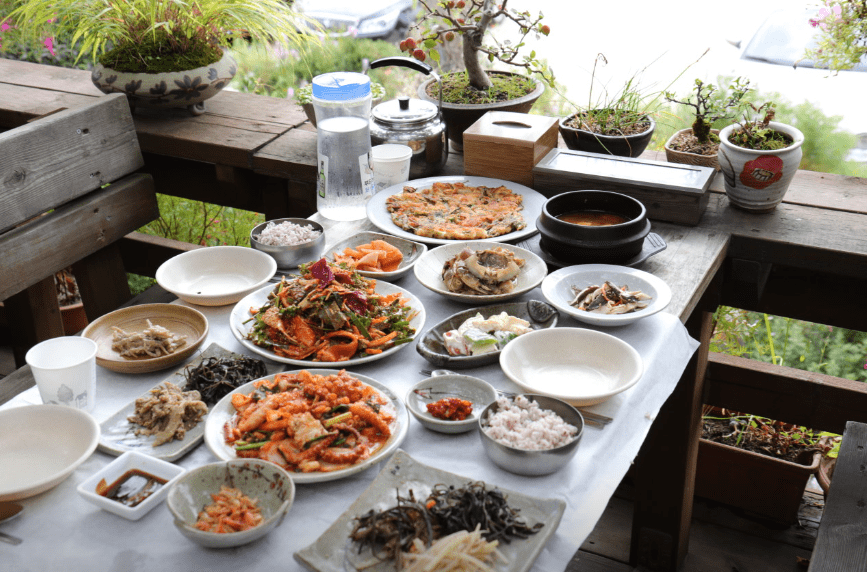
(229, 280, 425, 367)
(541, 264, 672, 326)
(81, 303, 209, 374)
(413, 240, 548, 304)
(365, 175, 545, 245)
(204, 369, 410, 484)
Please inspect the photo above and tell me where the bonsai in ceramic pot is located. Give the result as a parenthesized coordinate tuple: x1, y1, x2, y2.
(718, 102, 805, 212)
(662, 77, 752, 170)
(399, 0, 551, 147)
(6, 0, 316, 115)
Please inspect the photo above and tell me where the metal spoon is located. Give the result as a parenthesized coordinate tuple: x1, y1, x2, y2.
(421, 369, 614, 426)
(0, 501, 23, 545)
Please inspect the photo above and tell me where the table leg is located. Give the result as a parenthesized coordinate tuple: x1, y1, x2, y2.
(629, 299, 716, 570)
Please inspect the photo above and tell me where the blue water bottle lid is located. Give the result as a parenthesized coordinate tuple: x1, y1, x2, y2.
(311, 72, 371, 101)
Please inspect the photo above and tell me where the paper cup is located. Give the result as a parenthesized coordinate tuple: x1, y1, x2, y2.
(25, 337, 98, 412)
(371, 144, 413, 192)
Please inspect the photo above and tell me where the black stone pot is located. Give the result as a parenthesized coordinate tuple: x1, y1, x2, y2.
(559, 113, 655, 158)
(537, 190, 650, 264)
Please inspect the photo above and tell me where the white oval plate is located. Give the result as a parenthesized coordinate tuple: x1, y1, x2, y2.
(230, 280, 425, 367)
(541, 264, 672, 326)
(366, 176, 545, 245)
(204, 371, 409, 484)
(413, 241, 548, 304)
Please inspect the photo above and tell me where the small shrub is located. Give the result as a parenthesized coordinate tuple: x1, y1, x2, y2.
(138, 194, 264, 247)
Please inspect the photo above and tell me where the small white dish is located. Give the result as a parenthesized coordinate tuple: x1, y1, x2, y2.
(406, 374, 498, 434)
(499, 328, 644, 406)
(413, 241, 547, 304)
(77, 451, 185, 520)
(541, 264, 671, 326)
(156, 245, 277, 306)
(167, 459, 295, 548)
(0, 404, 99, 501)
(325, 231, 427, 281)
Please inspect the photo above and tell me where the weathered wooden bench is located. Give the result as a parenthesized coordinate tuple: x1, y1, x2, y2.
(808, 421, 867, 572)
(0, 93, 159, 366)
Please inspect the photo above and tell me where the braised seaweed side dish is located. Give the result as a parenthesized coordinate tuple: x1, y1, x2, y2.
(183, 355, 267, 405)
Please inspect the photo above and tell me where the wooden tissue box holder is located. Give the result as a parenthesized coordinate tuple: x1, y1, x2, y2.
(463, 112, 559, 187)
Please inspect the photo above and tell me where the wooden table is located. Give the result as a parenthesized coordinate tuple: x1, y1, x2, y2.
(3, 57, 867, 570)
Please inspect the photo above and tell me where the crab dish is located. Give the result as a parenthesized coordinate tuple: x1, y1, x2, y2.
(569, 282, 652, 314)
(441, 247, 525, 295)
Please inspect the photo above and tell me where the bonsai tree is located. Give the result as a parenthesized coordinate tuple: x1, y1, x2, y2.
(663, 77, 752, 148)
(3, 0, 317, 73)
(400, 0, 552, 94)
(728, 102, 794, 151)
(804, 0, 867, 73)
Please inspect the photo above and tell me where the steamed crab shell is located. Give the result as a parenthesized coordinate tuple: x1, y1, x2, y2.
(570, 281, 652, 314)
(442, 247, 525, 295)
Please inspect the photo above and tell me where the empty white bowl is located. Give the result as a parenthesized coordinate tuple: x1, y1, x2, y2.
(166, 459, 294, 548)
(0, 404, 99, 501)
(499, 328, 644, 406)
(77, 451, 186, 520)
(156, 246, 277, 306)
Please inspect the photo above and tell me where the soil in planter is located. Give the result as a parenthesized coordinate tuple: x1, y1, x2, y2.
(702, 410, 827, 464)
(426, 71, 536, 105)
(564, 111, 650, 137)
(667, 131, 719, 156)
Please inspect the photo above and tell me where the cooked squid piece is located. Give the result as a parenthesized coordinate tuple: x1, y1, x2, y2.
(569, 281, 652, 314)
(441, 247, 525, 295)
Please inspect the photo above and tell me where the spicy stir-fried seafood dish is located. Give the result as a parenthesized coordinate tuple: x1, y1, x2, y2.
(243, 259, 417, 362)
(386, 181, 526, 239)
(569, 281, 652, 314)
(224, 370, 396, 473)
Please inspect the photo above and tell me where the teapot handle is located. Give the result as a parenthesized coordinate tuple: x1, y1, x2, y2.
(369, 56, 442, 113)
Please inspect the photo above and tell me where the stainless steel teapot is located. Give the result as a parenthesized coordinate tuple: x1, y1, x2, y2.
(368, 57, 448, 178)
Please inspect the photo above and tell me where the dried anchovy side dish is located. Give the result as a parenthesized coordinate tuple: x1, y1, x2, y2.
(243, 259, 417, 362)
(224, 370, 396, 473)
(385, 181, 526, 240)
(183, 355, 267, 405)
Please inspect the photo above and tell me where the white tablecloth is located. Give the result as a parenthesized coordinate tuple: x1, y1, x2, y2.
(1, 272, 698, 572)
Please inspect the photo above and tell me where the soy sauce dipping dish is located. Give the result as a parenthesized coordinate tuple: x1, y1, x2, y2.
(325, 231, 427, 281)
(156, 245, 277, 306)
(499, 328, 644, 406)
(77, 450, 186, 520)
(416, 300, 559, 369)
(167, 459, 295, 548)
(479, 394, 585, 476)
(406, 374, 498, 434)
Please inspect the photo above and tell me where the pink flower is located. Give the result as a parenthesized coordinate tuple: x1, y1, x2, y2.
(1, 21, 12, 32)
(43, 36, 56, 56)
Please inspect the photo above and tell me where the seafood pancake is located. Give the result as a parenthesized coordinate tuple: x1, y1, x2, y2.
(386, 181, 526, 239)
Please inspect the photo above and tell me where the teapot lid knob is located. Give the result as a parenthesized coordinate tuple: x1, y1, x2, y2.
(398, 96, 410, 111)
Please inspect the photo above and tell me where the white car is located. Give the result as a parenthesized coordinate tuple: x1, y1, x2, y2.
(298, 0, 415, 40)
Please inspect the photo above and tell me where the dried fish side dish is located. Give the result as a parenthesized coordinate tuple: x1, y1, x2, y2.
(386, 181, 526, 240)
(111, 319, 187, 359)
(224, 370, 396, 473)
(442, 247, 525, 295)
(127, 382, 208, 447)
(243, 258, 417, 362)
(569, 281, 652, 314)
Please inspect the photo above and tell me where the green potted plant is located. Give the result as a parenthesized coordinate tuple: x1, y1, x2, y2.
(662, 77, 752, 170)
(295, 82, 387, 127)
(4, 0, 316, 115)
(717, 101, 805, 212)
(400, 0, 552, 147)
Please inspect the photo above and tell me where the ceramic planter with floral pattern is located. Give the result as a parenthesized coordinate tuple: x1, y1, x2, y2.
(717, 121, 804, 212)
(91, 51, 237, 116)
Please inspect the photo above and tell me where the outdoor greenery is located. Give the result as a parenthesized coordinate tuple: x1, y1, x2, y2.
(663, 77, 751, 145)
(804, 0, 867, 73)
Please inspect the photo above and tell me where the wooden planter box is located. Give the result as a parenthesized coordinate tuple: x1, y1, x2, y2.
(695, 438, 821, 524)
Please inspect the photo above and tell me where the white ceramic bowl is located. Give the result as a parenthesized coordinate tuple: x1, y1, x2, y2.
(541, 264, 671, 327)
(0, 404, 99, 501)
(406, 374, 498, 434)
(325, 231, 427, 281)
(156, 246, 277, 306)
(77, 451, 186, 520)
(166, 459, 295, 548)
(413, 241, 548, 303)
(499, 328, 644, 406)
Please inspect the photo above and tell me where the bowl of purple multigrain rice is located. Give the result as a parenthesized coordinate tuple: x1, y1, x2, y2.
(250, 218, 325, 269)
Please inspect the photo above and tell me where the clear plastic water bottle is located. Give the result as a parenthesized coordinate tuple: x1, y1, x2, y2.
(312, 72, 375, 221)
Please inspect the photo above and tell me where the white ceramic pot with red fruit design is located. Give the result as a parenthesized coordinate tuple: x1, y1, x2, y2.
(717, 121, 804, 212)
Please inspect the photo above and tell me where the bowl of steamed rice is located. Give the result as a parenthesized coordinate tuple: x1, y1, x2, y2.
(250, 218, 325, 269)
(479, 394, 584, 476)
